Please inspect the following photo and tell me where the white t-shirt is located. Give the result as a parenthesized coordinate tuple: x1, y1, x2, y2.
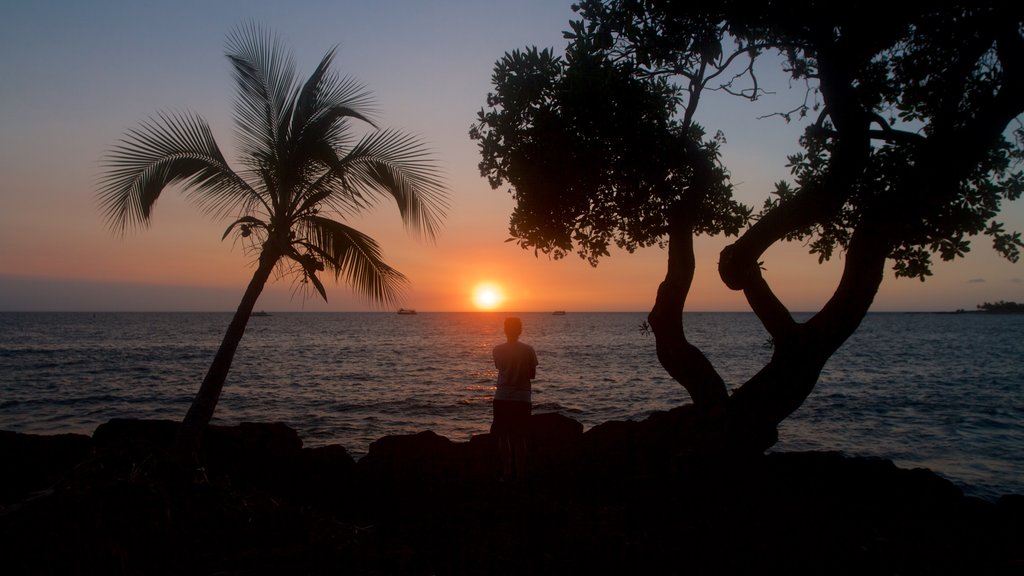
(493, 340, 537, 403)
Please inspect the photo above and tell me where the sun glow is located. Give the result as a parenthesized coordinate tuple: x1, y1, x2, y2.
(471, 282, 505, 310)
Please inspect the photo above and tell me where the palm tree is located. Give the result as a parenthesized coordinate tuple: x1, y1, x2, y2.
(98, 23, 448, 453)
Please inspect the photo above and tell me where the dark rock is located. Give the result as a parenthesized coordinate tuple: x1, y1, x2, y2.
(207, 421, 303, 455)
(528, 410, 584, 441)
(92, 418, 178, 450)
(202, 421, 305, 491)
(2, 414, 1022, 575)
(0, 430, 92, 506)
(301, 443, 356, 475)
(576, 405, 708, 479)
(358, 430, 463, 484)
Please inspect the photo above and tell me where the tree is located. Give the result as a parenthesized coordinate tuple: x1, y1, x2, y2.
(471, 29, 751, 415)
(473, 1, 1023, 448)
(977, 301, 1024, 313)
(99, 23, 448, 453)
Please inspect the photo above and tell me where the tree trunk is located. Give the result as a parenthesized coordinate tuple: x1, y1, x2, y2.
(647, 212, 729, 413)
(727, 220, 890, 437)
(715, 51, 876, 447)
(175, 249, 279, 454)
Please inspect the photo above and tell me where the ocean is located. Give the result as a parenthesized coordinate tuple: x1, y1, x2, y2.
(1, 311, 1021, 500)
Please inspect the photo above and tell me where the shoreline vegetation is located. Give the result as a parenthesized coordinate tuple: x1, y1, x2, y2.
(966, 301, 1024, 314)
(948, 302, 1024, 314)
(2, 410, 1021, 574)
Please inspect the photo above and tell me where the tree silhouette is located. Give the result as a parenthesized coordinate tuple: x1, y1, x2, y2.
(472, 1, 1022, 448)
(978, 301, 1024, 313)
(99, 23, 448, 453)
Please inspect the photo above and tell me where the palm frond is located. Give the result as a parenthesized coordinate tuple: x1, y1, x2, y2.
(287, 62, 379, 198)
(98, 111, 255, 233)
(226, 22, 298, 172)
(298, 215, 409, 306)
(333, 129, 450, 240)
(291, 177, 368, 222)
(99, 22, 448, 312)
(297, 71, 378, 143)
(293, 52, 377, 138)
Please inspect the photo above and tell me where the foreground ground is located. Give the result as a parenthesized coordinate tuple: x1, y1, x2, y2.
(1, 408, 1021, 575)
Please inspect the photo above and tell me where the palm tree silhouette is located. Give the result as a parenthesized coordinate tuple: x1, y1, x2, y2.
(98, 23, 448, 452)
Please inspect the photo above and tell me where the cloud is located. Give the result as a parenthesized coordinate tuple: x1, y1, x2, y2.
(1010, 278, 1023, 284)
(967, 278, 986, 284)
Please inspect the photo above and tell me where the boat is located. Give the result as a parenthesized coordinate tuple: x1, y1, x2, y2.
(552, 310, 566, 315)
(252, 311, 271, 317)
(397, 308, 417, 315)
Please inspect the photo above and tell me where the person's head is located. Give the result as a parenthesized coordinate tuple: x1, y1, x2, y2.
(504, 317, 523, 341)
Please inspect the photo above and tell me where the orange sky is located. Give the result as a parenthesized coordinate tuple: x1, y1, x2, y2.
(1, 1, 1021, 312)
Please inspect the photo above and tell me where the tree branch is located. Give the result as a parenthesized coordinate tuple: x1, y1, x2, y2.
(742, 265, 797, 340)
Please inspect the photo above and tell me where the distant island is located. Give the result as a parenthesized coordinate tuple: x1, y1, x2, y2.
(977, 301, 1024, 314)
(953, 301, 1024, 314)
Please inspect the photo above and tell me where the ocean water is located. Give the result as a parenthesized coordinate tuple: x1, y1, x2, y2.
(0, 311, 1021, 500)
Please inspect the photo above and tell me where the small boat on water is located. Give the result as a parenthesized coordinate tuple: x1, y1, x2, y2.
(397, 308, 417, 315)
(252, 311, 271, 317)
(552, 310, 566, 315)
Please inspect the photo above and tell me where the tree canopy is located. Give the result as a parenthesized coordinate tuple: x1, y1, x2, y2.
(473, 0, 1023, 444)
(471, 18, 750, 267)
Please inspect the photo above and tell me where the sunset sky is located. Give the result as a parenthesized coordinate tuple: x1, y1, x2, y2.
(2, 0, 1021, 312)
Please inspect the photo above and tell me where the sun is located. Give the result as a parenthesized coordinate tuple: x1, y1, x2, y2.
(472, 282, 505, 310)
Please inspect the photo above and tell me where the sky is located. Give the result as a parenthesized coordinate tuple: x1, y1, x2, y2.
(1, 0, 1021, 312)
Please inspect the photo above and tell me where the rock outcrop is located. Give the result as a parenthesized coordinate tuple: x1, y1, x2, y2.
(1, 411, 1021, 575)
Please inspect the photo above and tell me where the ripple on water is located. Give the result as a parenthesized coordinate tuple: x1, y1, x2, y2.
(1, 311, 1021, 498)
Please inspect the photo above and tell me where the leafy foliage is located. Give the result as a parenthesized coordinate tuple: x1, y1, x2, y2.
(474, 2, 1023, 277)
(732, 2, 1024, 279)
(474, 1, 1023, 431)
(471, 17, 750, 266)
(977, 300, 1024, 313)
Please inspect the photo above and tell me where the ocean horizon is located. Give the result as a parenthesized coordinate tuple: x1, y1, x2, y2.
(2, 311, 1021, 500)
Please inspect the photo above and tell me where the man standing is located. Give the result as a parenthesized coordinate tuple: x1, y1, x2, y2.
(492, 316, 537, 481)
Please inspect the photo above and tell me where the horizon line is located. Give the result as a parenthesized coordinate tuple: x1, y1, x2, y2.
(0, 308, 980, 314)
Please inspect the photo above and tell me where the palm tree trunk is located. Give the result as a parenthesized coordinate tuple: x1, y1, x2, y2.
(176, 250, 278, 454)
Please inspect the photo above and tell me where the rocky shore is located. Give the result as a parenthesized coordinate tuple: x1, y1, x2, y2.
(2, 408, 1021, 574)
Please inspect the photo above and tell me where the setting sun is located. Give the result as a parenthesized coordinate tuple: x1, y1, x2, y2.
(471, 282, 505, 310)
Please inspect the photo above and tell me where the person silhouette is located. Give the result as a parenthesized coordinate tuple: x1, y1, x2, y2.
(491, 316, 537, 482)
